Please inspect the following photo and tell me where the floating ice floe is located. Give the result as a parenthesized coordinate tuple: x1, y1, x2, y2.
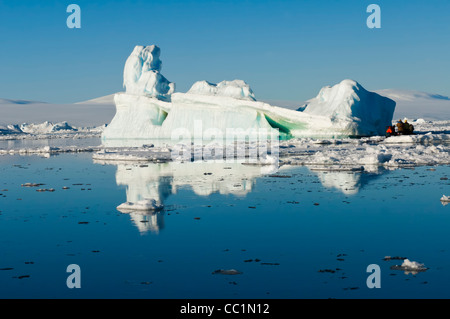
(308, 165, 364, 172)
(116, 199, 164, 212)
(390, 259, 428, 275)
(383, 256, 407, 261)
(92, 148, 171, 162)
(96, 129, 450, 168)
(279, 137, 450, 168)
(0, 146, 101, 156)
(212, 269, 243, 275)
(384, 133, 450, 144)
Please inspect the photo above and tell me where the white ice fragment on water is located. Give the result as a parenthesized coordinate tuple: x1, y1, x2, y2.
(401, 259, 427, 271)
(441, 195, 450, 202)
(212, 269, 243, 275)
(260, 154, 278, 164)
(117, 199, 163, 212)
(415, 118, 426, 124)
(390, 258, 428, 275)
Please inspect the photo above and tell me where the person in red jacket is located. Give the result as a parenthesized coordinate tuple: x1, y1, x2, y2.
(386, 126, 394, 137)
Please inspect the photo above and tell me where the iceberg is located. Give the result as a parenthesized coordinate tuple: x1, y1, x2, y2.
(102, 45, 396, 144)
(19, 121, 76, 134)
(187, 80, 256, 101)
(299, 79, 396, 136)
(123, 45, 175, 101)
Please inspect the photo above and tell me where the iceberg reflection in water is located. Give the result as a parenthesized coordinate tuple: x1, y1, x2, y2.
(93, 159, 279, 233)
(94, 156, 383, 233)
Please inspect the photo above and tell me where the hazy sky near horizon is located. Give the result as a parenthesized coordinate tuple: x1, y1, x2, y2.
(0, 0, 449, 103)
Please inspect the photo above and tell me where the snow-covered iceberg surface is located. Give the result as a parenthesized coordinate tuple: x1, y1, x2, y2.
(187, 80, 256, 101)
(123, 45, 175, 101)
(102, 45, 396, 143)
(299, 79, 396, 136)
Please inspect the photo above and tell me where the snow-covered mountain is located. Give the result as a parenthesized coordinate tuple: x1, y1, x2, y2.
(374, 89, 450, 121)
(374, 89, 450, 102)
(75, 93, 116, 105)
(0, 97, 115, 127)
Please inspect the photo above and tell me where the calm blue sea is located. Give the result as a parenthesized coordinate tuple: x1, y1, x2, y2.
(0, 152, 449, 298)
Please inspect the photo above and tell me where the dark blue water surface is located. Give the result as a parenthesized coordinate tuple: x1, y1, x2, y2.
(0, 152, 449, 298)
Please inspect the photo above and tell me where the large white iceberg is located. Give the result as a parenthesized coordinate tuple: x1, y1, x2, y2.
(299, 79, 396, 136)
(102, 45, 396, 143)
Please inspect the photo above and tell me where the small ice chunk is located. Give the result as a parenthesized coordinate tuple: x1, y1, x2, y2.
(212, 269, 243, 275)
(117, 199, 163, 211)
(390, 258, 428, 274)
(401, 259, 426, 270)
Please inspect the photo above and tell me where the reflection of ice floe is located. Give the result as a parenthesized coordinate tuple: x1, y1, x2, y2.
(390, 259, 428, 275)
(123, 210, 165, 234)
(117, 199, 164, 234)
(307, 164, 383, 195)
(312, 170, 363, 195)
(441, 195, 450, 206)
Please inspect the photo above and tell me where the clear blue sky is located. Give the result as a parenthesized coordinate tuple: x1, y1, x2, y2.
(0, 0, 449, 103)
